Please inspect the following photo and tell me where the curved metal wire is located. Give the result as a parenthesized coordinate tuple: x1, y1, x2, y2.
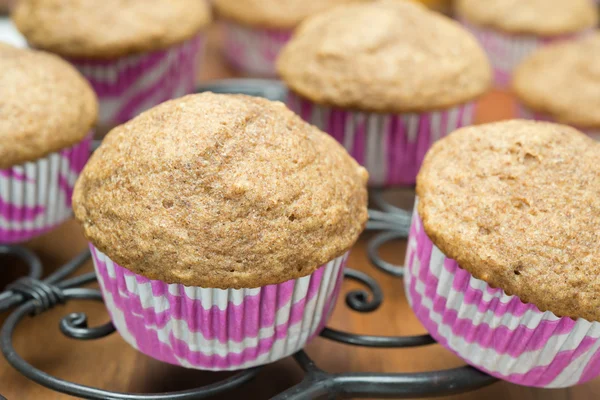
(320, 328, 435, 348)
(367, 231, 407, 277)
(0, 246, 44, 312)
(370, 189, 414, 216)
(0, 288, 262, 400)
(0, 248, 90, 313)
(272, 351, 495, 400)
(342, 269, 383, 312)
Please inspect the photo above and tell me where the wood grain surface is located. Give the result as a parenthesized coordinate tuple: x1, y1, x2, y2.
(0, 25, 597, 400)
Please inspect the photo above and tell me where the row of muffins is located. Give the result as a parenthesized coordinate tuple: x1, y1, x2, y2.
(1, 0, 600, 388)
(5, 0, 372, 131)
(5, 40, 600, 384)
(2, 0, 496, 237)
(0, 41, 369, 368)
(7, 0, 599, 150)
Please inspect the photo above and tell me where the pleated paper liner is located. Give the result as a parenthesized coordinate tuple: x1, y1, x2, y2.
(222, 22, 292, 77)
(68, 34, 205, 130)
(91, 246, 347, 371)
(0, 134, 91, 243)
(405, 203, 600, 388)
(286, 91, 475, 187)
(461, 20, 592, 88)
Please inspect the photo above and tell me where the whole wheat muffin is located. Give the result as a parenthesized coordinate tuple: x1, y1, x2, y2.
(455, 0, 597, 36)
(406, 120, 600, 387)
(12, 0, 212, 58)
(513, 33, 600, 131)
(73, 93, 369, 289)
(277, 0, 491, 113)
(417, 119, 600, 321)
(0, 43, 97, 169)
(213, 0, 367, 29)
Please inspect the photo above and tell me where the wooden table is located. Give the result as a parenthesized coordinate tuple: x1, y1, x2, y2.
(0, 26, 597, 400)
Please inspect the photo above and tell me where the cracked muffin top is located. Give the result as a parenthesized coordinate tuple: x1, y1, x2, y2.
(417, 120, 600, 321)
(73, 93, 369, 289)
(277, 0, 491, 113)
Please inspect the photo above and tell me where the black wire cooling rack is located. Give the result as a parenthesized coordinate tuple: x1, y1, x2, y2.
(0, 80, 497, 400)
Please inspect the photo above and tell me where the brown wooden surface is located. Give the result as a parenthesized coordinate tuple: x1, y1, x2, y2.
(0, 26, 598, 400)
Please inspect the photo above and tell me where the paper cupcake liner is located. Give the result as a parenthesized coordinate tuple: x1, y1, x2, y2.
(222, 22, 292, 77)
(461, 20, 592, 88)
(0, 135, 92, 243)
(68, 35, 205, 126)
(91, 245, 347, 371)
(286, 92, 475, 187)
(517, 105, 600, 141)
(404, 202, 600, 388)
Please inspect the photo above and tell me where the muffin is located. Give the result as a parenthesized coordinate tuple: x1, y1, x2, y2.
(456, 0, 597, 88)
(513, 33, 600, 140)
(0, 44, 97, 243)
(213, 0, 365, 77)
(73, 93, 368, 370)
(12, 0, 212, 132)
(406, 120, 600, 388)
(277, 0, 491, 187)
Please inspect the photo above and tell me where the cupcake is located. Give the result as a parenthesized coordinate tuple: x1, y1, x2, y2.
(12, 0, 212, 132)
(213, 0, 364, 77)
(277, 0, 491, 187)
(73, 93, 368, 370)
(513, 33, 600, 140)
(406, 120, 600, 388)
(0, 44, 97, 243)
(455, 0, 597, 88)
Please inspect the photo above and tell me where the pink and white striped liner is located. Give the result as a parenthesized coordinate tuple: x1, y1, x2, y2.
(286, 92, 475, 187)
(91, 246, 347, 371)
(405, 204, 600, 388)
(0, 135, 92, 243)
(69, 35, 205, 126)
(517, 105, 600, 141)
(222, 22, 292, 77)
(461, 20, 592, 88)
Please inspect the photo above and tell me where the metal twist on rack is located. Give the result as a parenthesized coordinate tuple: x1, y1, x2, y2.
(0, 80, 497, 399)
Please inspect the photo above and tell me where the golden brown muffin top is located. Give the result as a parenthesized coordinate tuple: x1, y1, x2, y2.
(12, 0, 212, 59)
(456, 0, 597, 36)
(417, 120, 600, 321)
(513, 33, 600, 130)
(73, 93, 369, 289)
(0, 44, 97, 169)
(213, 0, 367, 29)
(277, 0, 491, 113)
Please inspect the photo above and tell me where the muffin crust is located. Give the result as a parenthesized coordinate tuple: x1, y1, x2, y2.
(213, 0, 366, 29)
(417, 120, 600, 321)
(277, 0, 491, 113)
(456, 0, 597, 36)
(12, 0, 212, 59)
(73, 93, 369, 289)
(513, 33, 600, 130)
(0, 44, 97, 169)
